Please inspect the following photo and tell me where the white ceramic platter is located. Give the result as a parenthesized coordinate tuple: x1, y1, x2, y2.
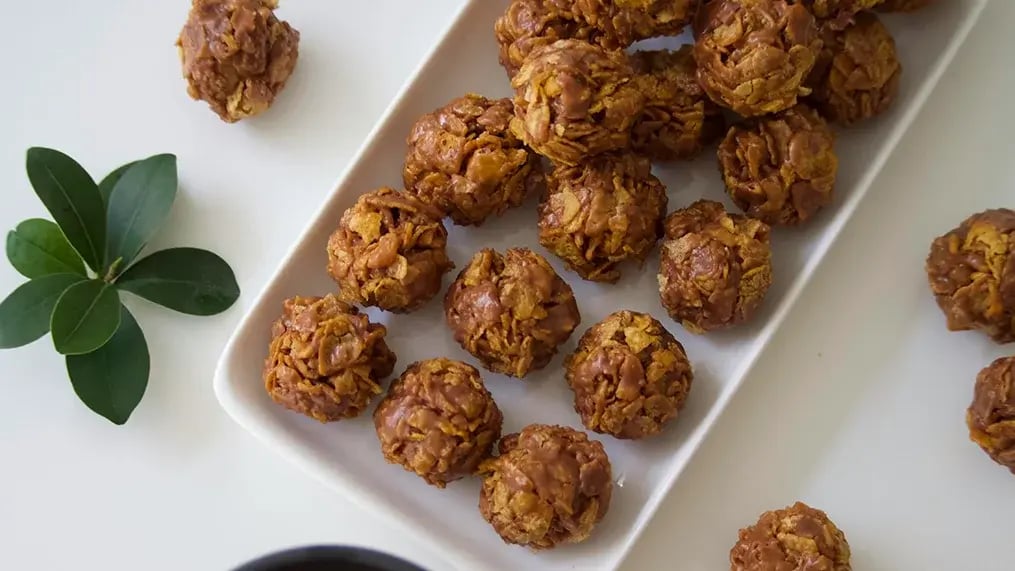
(214, 2, 987, 569)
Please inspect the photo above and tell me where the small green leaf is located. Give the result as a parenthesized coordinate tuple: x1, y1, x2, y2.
(0, 274, 85, 349)
(6, 219, 87, 279)
(67, 304, 149, 425)
(25, 147, 106, 273)
(104, 154, 177, 273)
(50, 280, 121, 355)
(116, 247, 239, 316)
(98, 161, 138, 207)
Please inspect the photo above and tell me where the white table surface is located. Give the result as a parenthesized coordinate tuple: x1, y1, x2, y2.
(1, 1, 1012, 570)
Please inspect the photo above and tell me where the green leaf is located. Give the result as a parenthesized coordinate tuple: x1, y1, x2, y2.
(116, 248, 239, 316)
(104, 154, 178, 273)
(98, 161, 138, 207)
(25, 147, 106, 273)
(0, 274, 86, 349)
(67, 304, 149, 425)
(50, 280, 121, 355)
(6, 219, 87, 279)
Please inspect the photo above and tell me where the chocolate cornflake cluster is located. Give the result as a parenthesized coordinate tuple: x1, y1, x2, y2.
(478, 424, 612, 549)
(444, 248, 581, 378)
(718, 104, 838, 225)
(658, 200, 773, 333)
(495, 0, 697, 78)
(730, 502, 852, 571)
(570, 0, 697, 46)
(177, 0, 300, 123)
(694, 0, 821, 117)
(263, 295, 396, 422)
(495, 0, 605, 78)
(630, 47, 724, 162)
(510, 39, 645, 166)
(807, 12, 901, 125)
(878, 0, 932, 12)
(926, 209, 1015, 344)
(373, 358, 503, 488)
(326, 187, 454, 313)
(403, 94, 544, 226)
(566, 310, 694, 439)
(967, 356, 1015, 474)
(538, 153, 667, 282)
(800, 0, 884, 29)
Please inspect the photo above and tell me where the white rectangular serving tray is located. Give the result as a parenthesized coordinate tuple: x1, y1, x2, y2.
(214, 2, 987, 569)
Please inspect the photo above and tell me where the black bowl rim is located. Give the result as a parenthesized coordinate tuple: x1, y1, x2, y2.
(233, 545, 427, 571)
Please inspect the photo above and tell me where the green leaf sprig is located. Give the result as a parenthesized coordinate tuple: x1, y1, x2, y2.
(0, 148, 240, 425)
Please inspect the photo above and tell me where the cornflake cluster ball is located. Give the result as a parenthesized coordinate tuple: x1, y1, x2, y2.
(510, 39, 645, 166)
(629, 47, 724, 162)
(177, 0, 300, 122)
(807, 12, 901, 125)
(658, 200, 773, 333)
(444, 248, 581, 378)
(478, 424, 612, 549)
(569, 0, 697, 46)
(374, 358, 503, 488)
(718, 104, 838, 226)
(800, 0, 884, 29)
(694, 0, 821, 117)
(926, 208, 1015, 344)
(967, 356, 1015, 474)
(495, 0, 605, 78)
(263, 295, 396, 422)
(730, 502, 851, 571)
(403, 94, 544, 227)
(566, 310, 694, 439)
(326, 187, 454, 313)
(538, 153, 668, 282)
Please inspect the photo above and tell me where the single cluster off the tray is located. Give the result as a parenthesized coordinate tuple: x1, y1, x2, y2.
(730, 501, 851, 571)
(926, 208, 1015, 344)
(967, 356, 1015, 474)
(177, 0, 300, 122)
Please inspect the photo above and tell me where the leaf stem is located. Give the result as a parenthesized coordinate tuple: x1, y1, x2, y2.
(103, 257, 123, 283)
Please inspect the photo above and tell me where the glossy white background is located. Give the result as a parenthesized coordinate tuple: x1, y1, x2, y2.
(1, 1, 1012, 570)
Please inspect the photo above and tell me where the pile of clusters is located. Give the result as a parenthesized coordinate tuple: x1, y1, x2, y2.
(237, 0, 943, 558)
